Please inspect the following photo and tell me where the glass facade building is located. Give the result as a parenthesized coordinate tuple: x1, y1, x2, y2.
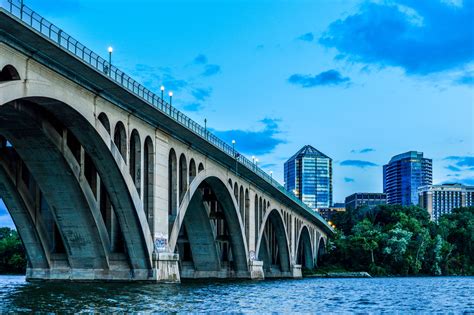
(383, 151, 432, 206)
(284, 145, 332, 210)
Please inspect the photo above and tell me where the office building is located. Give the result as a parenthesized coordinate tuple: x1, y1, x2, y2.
(318, 203, 345, 221)
(345, 193, 387, 211)
(284, 145, 332, 210)
(418, 183, 474, 222)
(383, 151, 432, 206)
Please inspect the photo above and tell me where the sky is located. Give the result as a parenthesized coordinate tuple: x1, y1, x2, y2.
(1, 0, 473, 226)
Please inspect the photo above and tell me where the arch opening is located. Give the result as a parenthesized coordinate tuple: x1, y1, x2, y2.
(113, 122, 127, 160)
(0, 65, 20, 82)
(296, 226, 314, 271)
(257, 209, 291, 278)
(174, 176, 248, 278)
(178, 154, 187, 204)
(189, 159, 196, 183)
(129, 129, 141, 194)
(97, 112, 110, 134)
(143, 137, 154, 231)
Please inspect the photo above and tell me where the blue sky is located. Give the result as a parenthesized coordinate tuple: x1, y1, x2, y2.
(1, 0, 473, 225)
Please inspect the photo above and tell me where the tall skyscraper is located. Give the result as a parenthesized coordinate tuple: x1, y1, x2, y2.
(383, 151, 432, 206)
(418, 183, 474, 222)
(284, 145, 332, 210)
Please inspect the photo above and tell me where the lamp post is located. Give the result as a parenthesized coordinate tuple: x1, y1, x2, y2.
(232, 140, 238, 175)
(270, 171, 273, 181)
(255, 158, 259, 168)
(160, 85, 165, 100)
(108, 46, 113, 75)
(169, 91, 173, 106)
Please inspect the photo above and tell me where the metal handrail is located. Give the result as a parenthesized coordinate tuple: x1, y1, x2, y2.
(0, 0, 331, 230)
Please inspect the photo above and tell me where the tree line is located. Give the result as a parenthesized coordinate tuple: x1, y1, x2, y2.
(0, 227, 26, 274)
(321, 205, 473, 276)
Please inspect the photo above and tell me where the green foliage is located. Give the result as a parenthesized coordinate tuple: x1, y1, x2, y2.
(0, 227, 26, 274)
(321, 205, 474, 276)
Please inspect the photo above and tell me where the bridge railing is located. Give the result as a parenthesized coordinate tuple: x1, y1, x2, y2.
(1, 0, 332, 230)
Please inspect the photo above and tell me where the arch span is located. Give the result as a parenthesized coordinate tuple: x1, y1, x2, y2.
(256, 209, 291, 277)
(296, 225, 314, 270)
(169, 168, 249, 277)
(0, 91, 154, 273)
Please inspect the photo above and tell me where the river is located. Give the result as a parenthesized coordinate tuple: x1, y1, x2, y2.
(0, 275, 472, 313)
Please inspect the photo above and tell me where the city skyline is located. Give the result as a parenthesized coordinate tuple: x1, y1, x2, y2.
(0, 0, 473, 228)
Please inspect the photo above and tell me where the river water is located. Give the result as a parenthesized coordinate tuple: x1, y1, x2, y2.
(0, 275, 472, 313)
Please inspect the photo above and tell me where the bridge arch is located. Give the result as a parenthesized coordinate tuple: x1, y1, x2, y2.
(0, 88, 154, 273)
(256, 208, 291, 277)
(317, 237, 326, 266)
(169, 168, 249, 277)
(296, 225, 314, 270)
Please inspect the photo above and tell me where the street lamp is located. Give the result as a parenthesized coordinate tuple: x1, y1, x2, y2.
(255, 158, 259, 168)
(232, 140, 238, 175)
(169, 91, 173, 106)
(270, 171, 273, 180)
(108, 46, 113, 74)
(160, 85, 165, 100)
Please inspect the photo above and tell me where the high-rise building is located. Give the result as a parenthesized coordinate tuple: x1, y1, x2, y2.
(418, 183, 474, 222)
(345, 193, 387, 211)
(284, 145, 332, 210)
(383, 151, 432, 206)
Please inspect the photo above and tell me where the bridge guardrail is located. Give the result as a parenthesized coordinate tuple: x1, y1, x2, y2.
(1, 0, 332, 231)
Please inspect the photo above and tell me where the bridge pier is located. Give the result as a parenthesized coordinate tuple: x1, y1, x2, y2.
(153, 252, 180, 283)
(249, 260, 265, 280)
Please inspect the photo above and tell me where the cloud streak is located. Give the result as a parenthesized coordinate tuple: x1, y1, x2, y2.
(340, 160, 378, 168)
(351, 148, 375, 154)
(288, 70, 350, 88)
(320, 0, 474, 76)
(344, 177, 355, 183)
(297, 32, 314, 42)
(202, 64, 221, 77)
(211, 118, 286, 155)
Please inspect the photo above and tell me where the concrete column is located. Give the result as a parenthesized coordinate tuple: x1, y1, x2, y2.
(153, 132, 169, 251)
(248, 190, 257, 253)
(153, 252, 180, 283)
(249, 260, 264, 280)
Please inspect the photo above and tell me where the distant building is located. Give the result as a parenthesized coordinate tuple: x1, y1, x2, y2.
(284, 145, 332, 210)
(345, 193, 387, 211)
(418, 183, 474, 222)
(318, 203, 345, 221)
(383, 151, 432, 206)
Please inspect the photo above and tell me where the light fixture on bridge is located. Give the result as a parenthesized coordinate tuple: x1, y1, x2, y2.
(252, 156, 255, 163)
(270, 171, 273, 179)
(169, 91, 173, 106)
(107, 46, 113, 75)
(161, 85, 165, 99)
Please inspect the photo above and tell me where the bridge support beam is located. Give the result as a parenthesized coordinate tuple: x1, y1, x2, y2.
(249, 260, 264, 280)
(292, 264, 303, 278)
(153, 252, 180, 283)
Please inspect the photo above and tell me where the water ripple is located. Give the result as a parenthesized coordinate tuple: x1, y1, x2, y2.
(0, 276, 472, 313)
